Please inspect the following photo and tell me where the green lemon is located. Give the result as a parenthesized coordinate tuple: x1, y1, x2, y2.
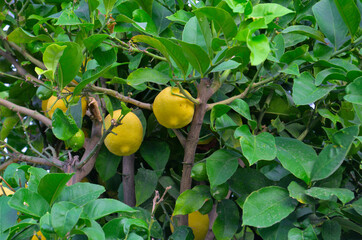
(36, 82, 53, 100)
(191, 162, 208, 181)
(210, 182, 229, 201)
(66, 129, 85, 151)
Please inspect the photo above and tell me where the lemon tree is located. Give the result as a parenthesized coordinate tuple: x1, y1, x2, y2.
(0, 0, 362, 239)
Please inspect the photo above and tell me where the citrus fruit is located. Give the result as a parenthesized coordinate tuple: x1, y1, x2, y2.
(31, 231, 46, 240)
(153, 87, 194, 129)
(103, 110, 143, 156)
(0, 183, 14, 196)
(36, 82, 52, 100)
(210, 182, 229, 201)
(66, 129, 85, 151)
(46, 87, 87, 119)
(170, 211, 209, 240)
(191, 162, 208, 181)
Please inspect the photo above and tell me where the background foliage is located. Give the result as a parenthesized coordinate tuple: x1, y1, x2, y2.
(0, 0, 361, 239)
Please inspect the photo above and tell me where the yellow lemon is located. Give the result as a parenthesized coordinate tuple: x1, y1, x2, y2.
(103, 110, 143, 156)
(153, 87, 194, 129)
(0, 183, 14, 196)
(46, 87, 87, 119)
(170, 211, 209, 240)
(31, 231, 46, 240)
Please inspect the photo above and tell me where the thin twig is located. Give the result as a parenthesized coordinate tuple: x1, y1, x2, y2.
(175, 82, 200, 105)
(172, 129, 186, 148)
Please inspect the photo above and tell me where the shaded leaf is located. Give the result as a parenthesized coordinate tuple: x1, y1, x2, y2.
(174, 185, 211, 215)
(135, 169, 158, 206)
(38, 173, 74, 205)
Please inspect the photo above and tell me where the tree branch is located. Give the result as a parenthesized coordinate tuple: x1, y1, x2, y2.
(123, 154, 136, 207)
(0, 49, 43, 85)
(86, 85, 152, 111)
(1, 37, 46, 69)
(0, 98, 51, 127)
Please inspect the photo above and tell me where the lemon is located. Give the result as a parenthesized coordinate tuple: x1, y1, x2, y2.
(46, 87, 87, 119)
(153, 87, 194, 129)
(31, 231, 46, 240)
(0, 183, 14, 196)
(66, 129, 85, 151)
(104, 110, 143, 156)
(170, 211, 209, 240)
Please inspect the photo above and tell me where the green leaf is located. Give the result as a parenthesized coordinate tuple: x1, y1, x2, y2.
(56, 42, 83, 89)
(103, 0, 117, 15)
(305, 187, 354, 205)
(132, 35, 170, 61)
(247, 34, 270, 66)
(243, 186, 297, 228)
(43, 44, 67, 80)
(206, 149, 240, 188)
(52, 109, 79, 141)
(333, 217, 362, 235)
(280, 45, 310, 65)
(333, 0, 361, 37)
(352, 198, 362, 215)
(169, 226, 194, 240)
(38, 173, 74, 205)
(174, 185, 211, 215)
(249, 3, 294, 24)
(312, 0, 349, 49)
(134, 0, 153, 16)
(344, 77, 362, 105)
(322, 220, 341, 240)
(84, 34, 109, 52)
(103, 217, 149, 239)
(288, 225, 318, 240)
(7, 28, 52, 43)
(292, 71, 335, 105)
(156, 37, 189, 77)
(193, 7, 238, 41)
(312, 125, 359, 181)
(315, 68, 346, 86)
(8, 188, 50, 218)
(275, 137, 316, 185)
(211, 60, 241, 73)
(159, 176, 179, 200)
(235, 125, 277, 165)
(27, 167, 48, 192)
(178, 41, 210, 77)
(167, 10, 194, 24)
(3, 163, 23, 188)
(287, 181, 313, 204)
(318, 109, 341, 126)
(95, 145, 121, 181)
(55, 9, 81, 25)
(193, 13, 213, 56)
(0, 196, 18, 233)
(51, 201, 82, 237)
(282, 25, 325, 42)
(258, 216, 296, 240)
(140, 140, 170, 176)
(135, 168, 158, 206)
(229, 168, 273, 207)
(56, 182, 105, 206)
(127, 68, 170, 87)
(74, 226, 106, 240)
(212, 200, 239, 240)
(82, 199, 136, 220)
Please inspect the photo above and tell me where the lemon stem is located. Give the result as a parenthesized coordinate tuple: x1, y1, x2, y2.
(175, 82, 200, 105)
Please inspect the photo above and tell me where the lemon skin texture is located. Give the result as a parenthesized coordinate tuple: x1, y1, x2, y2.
(153, 87, 194, 129)
(104, 110, 143, 156)
(170, 211, 209, 240)
(46, 88, 87, 119)
(31, 231, 46, 240)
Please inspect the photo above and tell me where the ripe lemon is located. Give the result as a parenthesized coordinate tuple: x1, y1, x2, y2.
(104, 110, 143, 156)
(170, 211, 209, 240)
(0, 183, 14, 196)
(46, 87, 87, 119)
(153, 87, 194, 129)
(31, 231, 46, 240)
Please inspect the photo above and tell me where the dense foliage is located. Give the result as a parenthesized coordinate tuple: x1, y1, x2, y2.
(0, 0, 361, 239)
